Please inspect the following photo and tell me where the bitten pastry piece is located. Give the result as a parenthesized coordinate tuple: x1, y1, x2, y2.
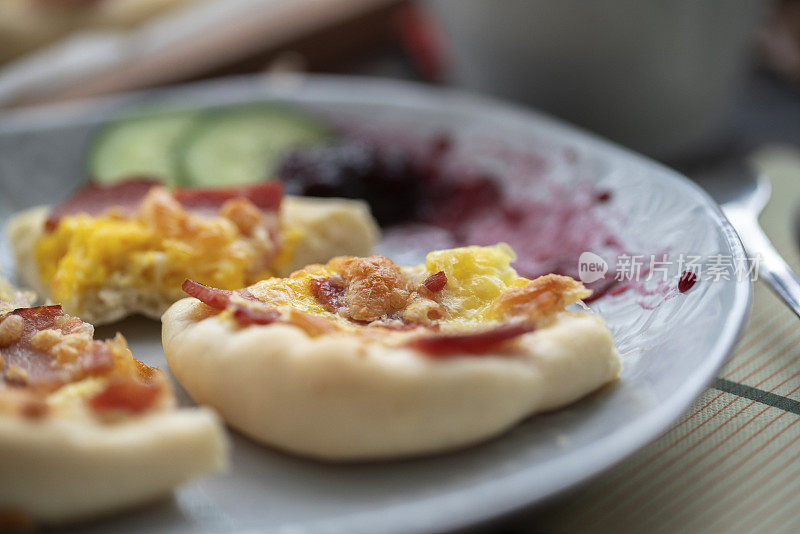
(7, 179, 377, 324)
(0, 281, 226, 525)
(162, 244, 621, 461)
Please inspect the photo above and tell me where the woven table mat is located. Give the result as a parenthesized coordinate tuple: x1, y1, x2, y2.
(529, 147, 800, 534)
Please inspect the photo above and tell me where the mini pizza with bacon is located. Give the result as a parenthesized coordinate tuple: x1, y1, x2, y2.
(0, 279, 226, 524)
(162, 244, 621, 461)
(7, 179, 377, 324)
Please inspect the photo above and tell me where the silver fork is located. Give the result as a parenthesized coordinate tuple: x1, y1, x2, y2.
(695, 160, 800, 318)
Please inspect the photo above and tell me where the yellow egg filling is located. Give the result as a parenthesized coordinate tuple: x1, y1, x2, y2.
(249, 264, 335, 316)
(421, 244, 530, 322)
(35, 188, 279, 306)
(245, 245, 555, 330)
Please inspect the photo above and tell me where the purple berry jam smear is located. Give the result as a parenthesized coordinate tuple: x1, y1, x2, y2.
(278, 141, 421, 226)
(278, 130, 665, 304)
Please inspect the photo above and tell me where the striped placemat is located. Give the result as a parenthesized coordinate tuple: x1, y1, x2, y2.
(530, 147, 800, 533)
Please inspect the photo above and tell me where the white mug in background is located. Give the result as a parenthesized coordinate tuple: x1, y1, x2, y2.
(427, 0, 764, 159)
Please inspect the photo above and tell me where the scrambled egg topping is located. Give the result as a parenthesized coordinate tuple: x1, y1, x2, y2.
(421, 244, 530, 322)
(245, 245, 567, 330)
(36, 188, 278, 305)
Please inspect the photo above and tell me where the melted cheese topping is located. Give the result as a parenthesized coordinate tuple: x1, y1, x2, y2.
(249, 264, 333, 315)
(36, 188, 277, 305)
(243, 245, 584, 333)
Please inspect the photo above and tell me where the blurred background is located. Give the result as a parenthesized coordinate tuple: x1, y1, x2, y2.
(0, 0, 798, 167)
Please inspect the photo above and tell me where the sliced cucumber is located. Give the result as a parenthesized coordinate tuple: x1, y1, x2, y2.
(177, 105, 331, 187)
(88, 111, 199, 186)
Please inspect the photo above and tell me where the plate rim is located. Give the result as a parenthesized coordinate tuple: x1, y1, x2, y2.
(0, 74, 752, 534)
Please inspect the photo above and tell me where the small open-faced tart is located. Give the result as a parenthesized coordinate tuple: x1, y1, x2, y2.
(0, 280, 226, 525)
(162, 244, 620, 461)
(7, 179, 377, 324)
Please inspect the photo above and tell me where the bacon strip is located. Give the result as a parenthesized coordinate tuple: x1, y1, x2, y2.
(12, 304, 68, 331)
(2, 305, 114, 387)
(45, 179, 159, 231)
(423, 271, 447, 292)
(231, 307, 281, 326)
(174, 182, 282, 212)
(181, 279, 234, 310)
(89, 380, 162, 414)
(182, 279, 263, 309)
(182, 279, 280, 326)
(309, 277, 346, 313)
(46, 179, 283, 231)
(405, 323, 536, 356)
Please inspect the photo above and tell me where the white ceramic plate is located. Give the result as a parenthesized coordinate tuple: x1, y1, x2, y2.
(0, 75, 750, 534)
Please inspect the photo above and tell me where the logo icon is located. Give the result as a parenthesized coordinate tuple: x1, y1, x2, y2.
(578, 252, 608, 283)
